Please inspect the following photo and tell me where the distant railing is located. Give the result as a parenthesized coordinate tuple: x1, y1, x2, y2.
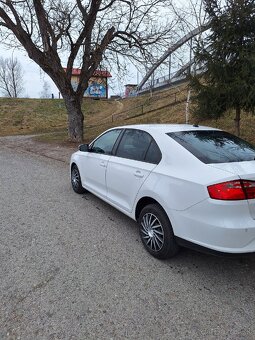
(112, 87, 186, 122)
(139, 73, 188, 94)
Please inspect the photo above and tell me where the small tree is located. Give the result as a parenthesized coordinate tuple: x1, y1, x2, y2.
(0, 56, 24, 97)
(40, 80, 51, 98)
(191, 0, 255, 136)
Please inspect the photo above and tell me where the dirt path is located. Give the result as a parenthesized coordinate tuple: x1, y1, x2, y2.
(113, 100, 124, 114)
(0, 135, 76, 163)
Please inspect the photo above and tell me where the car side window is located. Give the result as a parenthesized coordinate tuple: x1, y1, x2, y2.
(145, 140, 162, 164)
(91, 129, 121, 155)
(115, 129, 152, 161)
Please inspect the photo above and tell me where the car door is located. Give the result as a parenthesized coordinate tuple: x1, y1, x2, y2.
(106, 129, 161, 213)
(79, 129, 122, 198)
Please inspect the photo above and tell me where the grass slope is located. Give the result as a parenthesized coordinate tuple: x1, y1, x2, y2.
(0, 82, 254, 144)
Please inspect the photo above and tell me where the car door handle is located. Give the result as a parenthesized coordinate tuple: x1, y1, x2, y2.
(100, 161, 106, 168)
(134, 171, 144, 178)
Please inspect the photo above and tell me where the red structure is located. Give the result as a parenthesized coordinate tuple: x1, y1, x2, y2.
(125, 84, 137, 97)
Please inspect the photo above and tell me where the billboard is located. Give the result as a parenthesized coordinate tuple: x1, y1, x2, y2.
(84, 77, 107, 98)
(67, 68, 111, 99)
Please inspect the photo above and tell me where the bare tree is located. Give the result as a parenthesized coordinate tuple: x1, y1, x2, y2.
(40, 80, 51, 98)
(170, 0, 208, 60)
(0, 0, 178, 142)
(0, 56, 24, 97)
(171, 0, 207, 32)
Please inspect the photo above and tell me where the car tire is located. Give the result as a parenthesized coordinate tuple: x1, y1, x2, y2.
(138, 203, 179, 259)
(71, 164, 86, 194)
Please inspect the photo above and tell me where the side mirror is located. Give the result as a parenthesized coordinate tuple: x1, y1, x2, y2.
(79, 144, 89, 152)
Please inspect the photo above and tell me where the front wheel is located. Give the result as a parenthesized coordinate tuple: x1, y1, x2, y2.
(71, 164, 86, 194)
(138, 204, 179, 259)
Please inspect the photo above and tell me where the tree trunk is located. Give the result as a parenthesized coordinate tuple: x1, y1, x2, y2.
(63, 95, 84, 142)
(234, 106, 241, 137)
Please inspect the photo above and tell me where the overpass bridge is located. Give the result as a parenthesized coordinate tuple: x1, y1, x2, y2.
(137, 24, 209, 95)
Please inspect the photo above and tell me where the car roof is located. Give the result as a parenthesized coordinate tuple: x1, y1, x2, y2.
(113, 124, 220, 134)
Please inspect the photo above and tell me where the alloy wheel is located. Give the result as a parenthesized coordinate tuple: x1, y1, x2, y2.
(71, 167, 80, 190)
(140, 213, 164, 252)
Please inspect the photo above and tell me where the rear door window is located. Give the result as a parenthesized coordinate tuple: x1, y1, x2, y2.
(145, 140, 162, 164)
(167, 130, 255, 164)
(116, 129, 152, 161)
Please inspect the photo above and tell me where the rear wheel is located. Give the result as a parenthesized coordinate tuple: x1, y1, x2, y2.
(71, 164, 86, 194)
(138, 204, 179, 259)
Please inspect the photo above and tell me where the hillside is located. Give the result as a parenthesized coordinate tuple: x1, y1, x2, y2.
(0, 82, 255, 145)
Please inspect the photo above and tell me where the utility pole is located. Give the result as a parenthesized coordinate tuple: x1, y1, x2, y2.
(185, 88, 191, 124)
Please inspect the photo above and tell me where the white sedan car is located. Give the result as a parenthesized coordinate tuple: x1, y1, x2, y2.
(70, 124, 255, 259)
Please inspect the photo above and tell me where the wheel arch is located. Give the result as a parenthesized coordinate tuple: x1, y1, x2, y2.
(135, 197, 165, 221)
(71, 162, 77, 170)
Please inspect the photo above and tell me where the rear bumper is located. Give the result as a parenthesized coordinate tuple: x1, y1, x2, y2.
(170, 199, 255, 254)
(176, 237, 255, 257)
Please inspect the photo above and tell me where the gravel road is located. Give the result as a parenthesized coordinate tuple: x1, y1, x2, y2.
(0, 136, 255, 340)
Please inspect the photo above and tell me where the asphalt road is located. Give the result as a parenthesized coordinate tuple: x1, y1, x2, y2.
(1, 144, 255, 340)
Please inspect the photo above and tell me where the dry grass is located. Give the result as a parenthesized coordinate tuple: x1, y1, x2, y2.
(1, 83, 255, 145)
(0, 98, 67, 136)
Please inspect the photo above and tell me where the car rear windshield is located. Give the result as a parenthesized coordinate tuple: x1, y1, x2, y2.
(167, 130, 255, 164)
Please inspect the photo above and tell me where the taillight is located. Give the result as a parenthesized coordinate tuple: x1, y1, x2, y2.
(242, 180, 255, 199)
(208, 180, 255, 200)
